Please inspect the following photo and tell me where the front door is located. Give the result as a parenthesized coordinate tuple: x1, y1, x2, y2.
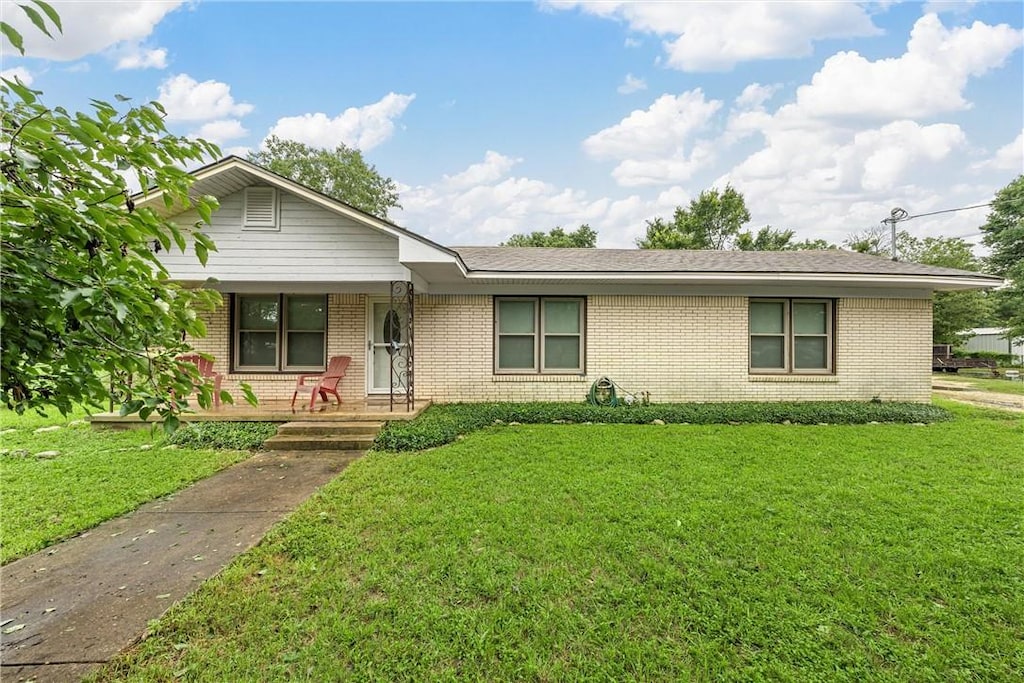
(367, 300, 409, 394)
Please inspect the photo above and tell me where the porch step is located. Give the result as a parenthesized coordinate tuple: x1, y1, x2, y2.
(263, 435, 378, 451)
(264, 420, 384, 453)
(276, 421, 384, 436)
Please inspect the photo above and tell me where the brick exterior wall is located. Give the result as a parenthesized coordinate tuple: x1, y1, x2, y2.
(189, 293, 933, 404)
(186, 293, 367, 403)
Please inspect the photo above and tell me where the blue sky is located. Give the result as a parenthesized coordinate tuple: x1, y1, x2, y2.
(3, 1, 1022, 249)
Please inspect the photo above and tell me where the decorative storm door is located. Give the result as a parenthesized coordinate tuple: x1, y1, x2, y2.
(368, 282, 413, 410)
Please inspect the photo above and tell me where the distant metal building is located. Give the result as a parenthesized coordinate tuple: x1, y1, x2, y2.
(964, 328, 1024, 363)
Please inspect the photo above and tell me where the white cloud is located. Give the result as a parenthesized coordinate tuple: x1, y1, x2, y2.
(442, 151, 522, 190)
(728, 120, 966, 195)
(854, 121, 967, 191)
(193, 119, 249, 146)
(64, 62, 90, 73)
(784, 14, 1023, 120)
(617, 73, 647, 94)
(221, 145, 253, 159)
(265, 93, 415, 151)
(583, 90, 721, 160)
(623, 37, 642, 48)
(116, 46, 168, 70)
(394, 151, 690, 247)
(549, 1, 880, 71)
(972, 131, 1024, 172)
(2, 1, 183, 61)
(609, 142, 717, 187)
(582, 90, 722, 186)
(157, 74, 254, 122)
(734, 83, 780, 110)
(0, 67, 33, 86)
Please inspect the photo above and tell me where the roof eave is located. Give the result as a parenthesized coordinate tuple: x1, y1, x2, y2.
(460, 270, 1002, 290)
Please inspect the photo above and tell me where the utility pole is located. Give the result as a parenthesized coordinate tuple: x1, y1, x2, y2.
(883, 207, 908, 261)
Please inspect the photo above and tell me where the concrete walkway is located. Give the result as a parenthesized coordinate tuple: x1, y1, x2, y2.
(1, 450, 359, 683)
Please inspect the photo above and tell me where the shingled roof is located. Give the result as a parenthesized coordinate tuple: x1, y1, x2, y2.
(452, 247, 999, 281)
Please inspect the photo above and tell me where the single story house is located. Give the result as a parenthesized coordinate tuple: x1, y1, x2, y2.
(144, 156, 1002, 406)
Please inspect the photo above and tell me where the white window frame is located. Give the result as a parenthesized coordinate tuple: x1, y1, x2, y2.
(494, 297, 585, 375)
(233, 294, 327, 372)
(749, 298, 834, 375)
(242, 186, 279, 231)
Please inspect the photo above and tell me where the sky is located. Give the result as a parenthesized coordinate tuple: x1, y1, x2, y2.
(2, 0, 1022, 250)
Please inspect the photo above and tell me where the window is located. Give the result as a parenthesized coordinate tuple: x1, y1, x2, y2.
(495, 297, 584, 374)
(749, 299, 833, 374)
(234, 294, 326, 371)
(242, 187, 278, 230)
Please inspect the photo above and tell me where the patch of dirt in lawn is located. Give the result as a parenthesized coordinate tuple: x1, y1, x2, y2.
(932, 387, 1024, 413)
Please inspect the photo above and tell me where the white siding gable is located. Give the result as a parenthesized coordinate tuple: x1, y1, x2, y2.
(159, 188, 408, 283)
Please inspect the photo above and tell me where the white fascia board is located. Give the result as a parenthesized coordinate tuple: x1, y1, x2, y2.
(458, 271, 1002, 290)
(399, 236, 466, 270)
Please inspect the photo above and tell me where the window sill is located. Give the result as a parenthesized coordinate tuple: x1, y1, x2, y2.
(748, 374, 838, 383)
(229, 371, 324, 377)
(492, 374, 588, 383)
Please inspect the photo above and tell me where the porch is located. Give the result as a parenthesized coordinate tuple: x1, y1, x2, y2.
(89, 398, 432, 429)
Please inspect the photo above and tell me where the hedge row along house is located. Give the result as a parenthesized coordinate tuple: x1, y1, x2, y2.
(144, 157, 1001, 408)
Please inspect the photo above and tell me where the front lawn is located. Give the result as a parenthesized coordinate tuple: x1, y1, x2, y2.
(0, 409, 251, 564)
(98, 401, 1022, 681)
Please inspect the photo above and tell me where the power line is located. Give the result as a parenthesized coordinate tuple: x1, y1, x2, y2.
(888, 195, 1024, 223)
(903, 202, 992, 220)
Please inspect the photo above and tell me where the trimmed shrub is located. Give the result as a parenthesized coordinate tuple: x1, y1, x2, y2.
(167, 421, 279, 451)
(374, 401, 954, 452)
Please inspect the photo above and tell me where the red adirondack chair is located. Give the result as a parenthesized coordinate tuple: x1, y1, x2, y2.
(292, 355, 351, 410)
(175, 354, 223, 408)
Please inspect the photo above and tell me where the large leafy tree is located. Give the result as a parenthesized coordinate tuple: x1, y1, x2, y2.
(899, 234, 992, 344)
(980, 175, 1024, 342)
(248, 136, 400, 219)
(735, 226, 796, 251)
(637, 185, 750, 250)
(1, 6, 252, 425)
(637, 186, 825, 251)
(501, 224, 597, 247)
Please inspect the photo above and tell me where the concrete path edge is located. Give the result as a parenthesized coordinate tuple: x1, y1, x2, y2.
(1, 450, 359, 683)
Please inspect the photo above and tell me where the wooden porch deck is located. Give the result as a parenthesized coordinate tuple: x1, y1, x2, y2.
(90, 398, 431, 429)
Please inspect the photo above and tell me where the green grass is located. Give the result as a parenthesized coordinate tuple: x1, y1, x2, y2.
(97, 401, 1023, 681)
(0, 409, 251, 564)
(933, 372, 1024, 396)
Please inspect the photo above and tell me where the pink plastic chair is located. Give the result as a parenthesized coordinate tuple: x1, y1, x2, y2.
(292, 355, 351, 410)
(175, 354, 223, 408)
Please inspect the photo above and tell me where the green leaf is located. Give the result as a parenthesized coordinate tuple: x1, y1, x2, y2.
(195, 201, 212, 225)
(18, 4, 52, 38)
(1, 74, 37, 106)
(30, 0, 61, 33)
(113, 301, 128, 322)
(1, 21, 25, 55)
(240, 383, 259, 407)
(194, 241, 208, 266)
(162, 414, 181, 435)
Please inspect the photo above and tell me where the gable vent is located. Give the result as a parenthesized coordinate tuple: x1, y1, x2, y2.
(243, 187, 278, 230)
